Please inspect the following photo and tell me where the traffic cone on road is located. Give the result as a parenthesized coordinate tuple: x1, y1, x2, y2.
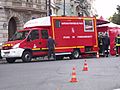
(96, 52, 99, 58)
(70, 67, 78, 83)
(82, 60, 88, 71)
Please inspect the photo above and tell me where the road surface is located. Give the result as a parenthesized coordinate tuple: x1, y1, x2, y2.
(0, 56, 120, 90)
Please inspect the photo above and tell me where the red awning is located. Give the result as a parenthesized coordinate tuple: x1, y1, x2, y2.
(96, 16, 110, 25)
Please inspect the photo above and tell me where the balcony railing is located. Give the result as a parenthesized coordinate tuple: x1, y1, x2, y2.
(4, 1, 46, 11)
(12, 1, 22, 7)
(26, 2, 33, 8)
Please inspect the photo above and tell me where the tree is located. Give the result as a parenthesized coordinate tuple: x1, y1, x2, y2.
(111, 5, 120, 25)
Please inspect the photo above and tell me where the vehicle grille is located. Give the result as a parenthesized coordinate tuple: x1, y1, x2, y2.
(2, 46, 12, 50)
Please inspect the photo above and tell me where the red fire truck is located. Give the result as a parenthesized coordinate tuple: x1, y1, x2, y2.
(1, 16, 98, 63)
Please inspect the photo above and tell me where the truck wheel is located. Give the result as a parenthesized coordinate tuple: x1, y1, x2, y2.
(72, 50, 80, 59)
(6, 58, 16, 63)
(22, 51, 32, 62)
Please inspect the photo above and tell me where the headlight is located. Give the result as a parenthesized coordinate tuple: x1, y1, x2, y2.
(12, 43, 20, 49)
(0, 43, 3, 46)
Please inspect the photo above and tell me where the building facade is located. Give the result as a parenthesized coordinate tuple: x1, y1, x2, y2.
(47, 0, 60, 15)
(57, 0, 97, 16)
(0, 0, 47, 43)
(71, 0, 97, 16)
(0, 0, 96, 44)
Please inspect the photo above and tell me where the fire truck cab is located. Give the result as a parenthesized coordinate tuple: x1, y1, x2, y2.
(1, 16, 98, 63)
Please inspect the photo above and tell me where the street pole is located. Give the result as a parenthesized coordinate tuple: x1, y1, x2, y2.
(63, 0, 65, 16)
(49, 0, 51, 16)
(46, 0, 47, 16)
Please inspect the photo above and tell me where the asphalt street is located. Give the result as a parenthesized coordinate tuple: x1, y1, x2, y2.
(0, 56, 120, 90)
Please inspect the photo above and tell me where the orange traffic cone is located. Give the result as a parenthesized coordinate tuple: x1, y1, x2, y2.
(96, 52, 99, 58)
(70, 67, 78, 83)
(82, 60, 88, 71)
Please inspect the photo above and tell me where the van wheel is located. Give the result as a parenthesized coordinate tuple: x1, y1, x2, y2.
(22, 51, 32, 62)
(6, 58, 16, 63)
(72, 50, 80, 59)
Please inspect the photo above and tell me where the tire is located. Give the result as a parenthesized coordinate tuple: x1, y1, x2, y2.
(22, 51, 32, 62)
(6, 58, 16, 63)
(72, 50, 80, 59)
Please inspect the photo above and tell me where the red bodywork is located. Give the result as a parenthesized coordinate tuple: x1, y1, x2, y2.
(50, 17, 98, 54)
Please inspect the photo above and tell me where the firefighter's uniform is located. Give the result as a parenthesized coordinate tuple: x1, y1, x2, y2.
(98, 34, 104, 55)
(115, 35, 120, 56)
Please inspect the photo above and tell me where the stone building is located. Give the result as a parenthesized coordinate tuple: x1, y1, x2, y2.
(49, 0, 60, 15)
(0, 0, 96, 44)
(75, 0, 97, 16)
(57, 0, 97, 16)
(0, 0, 47, 43)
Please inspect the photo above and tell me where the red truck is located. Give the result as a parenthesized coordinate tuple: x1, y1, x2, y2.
(1, 16, 98, 63)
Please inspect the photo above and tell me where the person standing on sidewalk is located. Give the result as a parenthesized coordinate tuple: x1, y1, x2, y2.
(47, 36, 56, 60)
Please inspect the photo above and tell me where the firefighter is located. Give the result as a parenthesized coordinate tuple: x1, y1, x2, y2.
(103, 33, 110, 57)
(115, 34, 120, 56)
(47, 36, 56, 60)
(98, 32, 104, 55)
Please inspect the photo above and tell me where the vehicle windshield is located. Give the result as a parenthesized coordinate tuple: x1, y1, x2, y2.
(9, 30, 29, 41)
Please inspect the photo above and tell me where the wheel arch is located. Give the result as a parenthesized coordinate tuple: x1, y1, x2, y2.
(22, 49, 33, 62)
(22, 48, 33, 56)
(71, 48, 81, 59)
(73, 48, 81, 53)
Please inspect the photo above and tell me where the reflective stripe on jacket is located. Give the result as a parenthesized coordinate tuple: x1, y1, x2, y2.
(116, 44, 120, 46)
(115, 36, 120, 46)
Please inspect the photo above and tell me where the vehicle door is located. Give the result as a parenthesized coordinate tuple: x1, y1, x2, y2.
(39, 29, 49, 55)
(26, 29, 49, 56)
(26, 29, 41, 56)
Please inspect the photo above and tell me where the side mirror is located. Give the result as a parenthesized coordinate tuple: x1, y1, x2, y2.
(8, 38, 12, 41)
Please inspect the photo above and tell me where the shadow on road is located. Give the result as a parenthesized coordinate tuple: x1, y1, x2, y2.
(0, 55, 108, 64)
(0, 57, 81, 64)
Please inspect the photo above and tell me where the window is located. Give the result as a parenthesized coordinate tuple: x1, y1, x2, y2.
(38, 0, 41, 4)
(10, 31, 29, 41)
(35, 0, 38, 3)
(30, 30, 39, 40)
(84, 19, 94, 32)
(41, 30, 48, 39)
(26, 0, 32, 2)
(55, 20, 61, 28)
(30, 0, 33, 2)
